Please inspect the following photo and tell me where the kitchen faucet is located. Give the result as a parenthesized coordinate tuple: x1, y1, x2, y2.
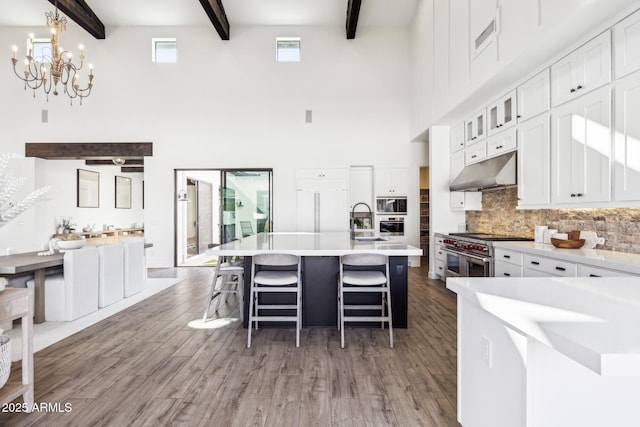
(350, 202, 372, 240)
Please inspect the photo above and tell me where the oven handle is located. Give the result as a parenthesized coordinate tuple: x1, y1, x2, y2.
(442, 249, 492, 264)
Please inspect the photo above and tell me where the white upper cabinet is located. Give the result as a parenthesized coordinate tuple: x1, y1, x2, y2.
(465, 108, 487, 144)
(614, 8, 640, 79)
(550, 31, 612, 107)
(375, 168, 408, 196)
(614, 71, 640, 201)
(349, 166, 374, 210)
(551, 86, 611, 204)
(486, 126, 517, 159)
(487, 89, 517, 135)
(517, 69, 550, 122)
(517, 114, 550, 207)
(464, 140, 487, 165)
(450, 122, 465, 153)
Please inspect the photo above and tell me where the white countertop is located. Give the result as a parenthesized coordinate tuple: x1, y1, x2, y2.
(206, 232, 423, 256)
(447, 276, 640, 376)
(493, 241, 640, 274)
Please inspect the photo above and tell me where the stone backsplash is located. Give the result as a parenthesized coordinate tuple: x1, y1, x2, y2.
(465, 187, 640, 254)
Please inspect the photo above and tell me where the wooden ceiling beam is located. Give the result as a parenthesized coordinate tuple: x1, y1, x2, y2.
(85, 159, 145, 166)
(120, 167, 144, 173)
(47, 0, 105, 40)
(198, 0, 230, 40)
(26, 142, 153, 159)
(346, 0, 362, 39)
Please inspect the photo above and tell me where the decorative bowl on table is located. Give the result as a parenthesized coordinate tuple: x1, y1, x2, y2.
(550, 238, 585, 249)
(55, 237, 86, 251)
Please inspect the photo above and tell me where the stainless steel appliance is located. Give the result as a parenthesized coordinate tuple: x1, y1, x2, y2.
(440, 232, 532, 278)
(377, 216, 405, 236)
(375, 197, 407, 215)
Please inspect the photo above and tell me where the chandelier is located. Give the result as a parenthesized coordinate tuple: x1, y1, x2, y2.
(11, 6, 94, 105)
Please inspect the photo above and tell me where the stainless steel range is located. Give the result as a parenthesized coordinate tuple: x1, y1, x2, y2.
(439, 232, 532, 278)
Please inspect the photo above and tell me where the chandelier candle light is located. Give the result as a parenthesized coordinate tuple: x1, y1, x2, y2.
(11, 7, 94, 105)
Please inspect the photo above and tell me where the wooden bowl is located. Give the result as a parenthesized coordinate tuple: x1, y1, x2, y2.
(550, 238, 585, 249)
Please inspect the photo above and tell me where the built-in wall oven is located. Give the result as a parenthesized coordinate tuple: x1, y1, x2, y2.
(375, 197, 407, 215)
(440, 233, 533, 279)
(377, 216, 405, 236)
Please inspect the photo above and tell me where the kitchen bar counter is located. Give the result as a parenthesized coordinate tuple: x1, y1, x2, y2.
(493, 241, 640, 274)
(207, 232, 422, 328)
(447, 276, 640, 427)
(207, 232, 422, 257)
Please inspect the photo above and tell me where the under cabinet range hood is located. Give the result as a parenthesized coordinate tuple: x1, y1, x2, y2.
(450, 152, 516, 192)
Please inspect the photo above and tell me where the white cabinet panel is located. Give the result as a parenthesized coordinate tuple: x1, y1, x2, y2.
(494, 247, 524, 266)
(495, 261, 523, 278)
(551, 87, 611, 204)
(518, 114, 550, 207)
(517, 69, 550, 122)
(465, 140, 487, 165)
(375, 168, 408, 196)
(450, 122, 465, 153)
(578, 264, 633, 277)
(349, 166, 373, 210)
(449, 0, 470, 106)
(465, 108, 487, 144)
(551, 31, 611, 107)
(614, 71, 640, 201)
(523, 254, 577, 277)
(488, 90, 517, 135)
(487, 127, 517, 158)
(614, 9, 640, 79)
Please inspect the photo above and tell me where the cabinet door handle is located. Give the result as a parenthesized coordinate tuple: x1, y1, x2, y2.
(531, 261, 540, 265)
(503, 255, 511, 259)
(517, 115, 522, 119)
(496, 145, 503, 149)
(503, 273, 511, 277)
(576, 193, 583, 197)
(590, 274, 600, 277)
(471, 155, 477, 158)
(570, 88, 576, 93)
(472, 137, 477, 140)
(570, 193, 577, 197)
(577, 85, 583, 90)
(555, 266, 566, 272)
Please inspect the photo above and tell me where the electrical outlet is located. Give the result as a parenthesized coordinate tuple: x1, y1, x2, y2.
(481, 335, 492, 367)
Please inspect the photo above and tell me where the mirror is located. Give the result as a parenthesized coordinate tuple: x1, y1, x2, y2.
(115, 176, 132, 209)
(77, 169, 100, 208)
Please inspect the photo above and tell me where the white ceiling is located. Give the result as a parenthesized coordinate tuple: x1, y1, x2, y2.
(0, 0, 418, 29)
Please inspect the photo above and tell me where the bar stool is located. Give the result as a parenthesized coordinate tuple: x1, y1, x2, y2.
(203, 256, 244, 321)
(338, 253, 393, 348)
(247, 253, 302, 348)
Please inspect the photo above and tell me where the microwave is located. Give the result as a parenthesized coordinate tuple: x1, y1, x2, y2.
(375, 197, 407, 215)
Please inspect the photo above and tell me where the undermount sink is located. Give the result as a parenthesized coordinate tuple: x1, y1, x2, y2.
(354, 236, 388, 242)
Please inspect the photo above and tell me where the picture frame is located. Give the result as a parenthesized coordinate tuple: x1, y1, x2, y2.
(115, 176, 132, 209)
(77, 169, 100, 208)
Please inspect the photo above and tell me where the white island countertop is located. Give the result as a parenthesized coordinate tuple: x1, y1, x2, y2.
(207, 232, 422, 257)
(447, 276, 640, 376)
(493, 241, 640, 274)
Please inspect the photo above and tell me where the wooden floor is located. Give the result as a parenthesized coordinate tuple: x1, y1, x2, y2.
(3, 262, 459, 427)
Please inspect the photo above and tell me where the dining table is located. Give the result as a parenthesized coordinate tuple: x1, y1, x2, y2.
(0, 251, 64, 324)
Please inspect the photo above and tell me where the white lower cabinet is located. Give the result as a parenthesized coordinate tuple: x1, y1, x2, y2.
(495, 261, 523, 277)
(578, 264, 636, 277)
(523, 254, 577, 276)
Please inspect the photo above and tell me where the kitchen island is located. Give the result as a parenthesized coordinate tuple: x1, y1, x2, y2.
(207, 232, 422, 328)
(447, 276, 640, 427)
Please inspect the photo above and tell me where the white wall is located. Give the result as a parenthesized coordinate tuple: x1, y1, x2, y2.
(0, 24, 426, 267)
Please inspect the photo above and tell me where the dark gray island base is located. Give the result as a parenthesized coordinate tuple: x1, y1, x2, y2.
(242, 255, 408, 328)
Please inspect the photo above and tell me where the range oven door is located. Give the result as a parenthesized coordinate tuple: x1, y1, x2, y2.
(443, 249, 492, 278)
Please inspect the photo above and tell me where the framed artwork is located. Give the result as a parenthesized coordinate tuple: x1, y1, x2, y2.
(77, 169, 100, 208)
(115, 176, 132, 209)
